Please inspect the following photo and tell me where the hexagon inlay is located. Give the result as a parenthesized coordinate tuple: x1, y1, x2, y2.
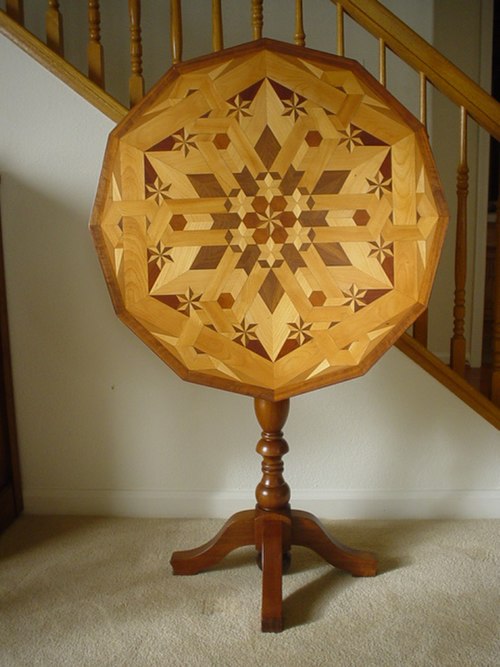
(91, 39, 448, 399)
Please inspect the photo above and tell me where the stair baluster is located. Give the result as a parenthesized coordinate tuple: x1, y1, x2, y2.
(252, 0, 263, 40)
(170, 0, 182, 64)
(46, 0, 63, 56)
(336, 3, 344, 56)
(87, 0, 104, 88)
(5, 0, 23, 24)
(419, 72, 428, 127)
(450, 106, 469, 376)
(128, 0, 144, 106)
(295, 0, 305, 46)
(378, 38, 386, 86)
(212, 0, 223, 52)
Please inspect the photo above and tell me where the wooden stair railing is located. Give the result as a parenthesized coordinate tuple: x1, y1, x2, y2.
(46, 0, 62, 56)
(331, 0, 499, 428)
(128, 0, 144, 106)
(1, 0, 498, 428)
(5, 0, 22, 24)
(170, 0, 182, 64)
(334, 0, 500, 139)
(0, 10, 125, 122)
(88, 0, 104, 88)
(450, 107, 469, 377)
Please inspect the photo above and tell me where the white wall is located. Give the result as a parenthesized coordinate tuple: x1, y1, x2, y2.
(1, 6, 499, 520)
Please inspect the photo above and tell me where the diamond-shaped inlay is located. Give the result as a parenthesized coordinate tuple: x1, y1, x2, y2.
(91, 39, 448, 400)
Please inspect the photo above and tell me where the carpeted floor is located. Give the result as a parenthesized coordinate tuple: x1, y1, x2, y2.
(0, 516, 499, 666)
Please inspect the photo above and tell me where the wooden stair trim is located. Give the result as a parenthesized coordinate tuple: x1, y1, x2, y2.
(0, 10, 126, 123)
(335, 0, 500, 140)
(396, 334, 500, 429)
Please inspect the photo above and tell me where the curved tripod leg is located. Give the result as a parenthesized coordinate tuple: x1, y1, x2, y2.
(291, 509, 377, 576)
(171, 509, 255, 575)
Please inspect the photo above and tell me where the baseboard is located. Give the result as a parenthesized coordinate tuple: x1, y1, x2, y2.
(22, 488, 500, 520)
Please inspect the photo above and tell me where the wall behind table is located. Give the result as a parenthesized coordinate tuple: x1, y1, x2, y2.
(0, 4, 498, 520)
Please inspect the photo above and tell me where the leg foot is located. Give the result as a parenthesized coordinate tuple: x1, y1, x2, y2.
(170, 509, 255, 575)
(291, 509, 377, 576)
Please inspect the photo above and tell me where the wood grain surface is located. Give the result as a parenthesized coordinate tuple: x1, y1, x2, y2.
(90, 39, 448, 399)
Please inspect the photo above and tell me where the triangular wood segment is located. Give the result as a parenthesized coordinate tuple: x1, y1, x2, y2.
(90, 39, 448, 400)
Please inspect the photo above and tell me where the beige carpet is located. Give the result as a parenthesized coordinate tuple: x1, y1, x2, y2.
(0, 516, 499, 666)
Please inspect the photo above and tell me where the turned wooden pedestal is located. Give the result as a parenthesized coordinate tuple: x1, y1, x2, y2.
(170, 398, 377, 632)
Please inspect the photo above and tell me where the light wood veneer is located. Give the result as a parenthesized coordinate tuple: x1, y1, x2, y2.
(91, 39, 447, 400)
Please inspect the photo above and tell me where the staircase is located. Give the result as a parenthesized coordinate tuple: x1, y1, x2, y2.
(1, 0, 499, 428)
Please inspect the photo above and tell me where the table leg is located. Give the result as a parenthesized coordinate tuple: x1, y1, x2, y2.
(291, 509, 377, 576)
(170, 509, 255, 575)
(260, 516, 284, 632)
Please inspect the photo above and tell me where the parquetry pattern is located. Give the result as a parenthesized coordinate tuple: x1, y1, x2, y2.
(91, 40, 447, 399)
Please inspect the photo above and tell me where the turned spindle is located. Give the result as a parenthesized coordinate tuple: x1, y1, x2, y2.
(255, 398, 290, 513)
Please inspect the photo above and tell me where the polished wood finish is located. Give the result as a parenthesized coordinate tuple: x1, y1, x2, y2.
(211, 0, 223, 52)
(87, 0, 104, 88)
(419, 72, 427, 127)
(259, 514, 286, 632)
(6, 0, 23, 24)
(171, 398, 377, 632)
(0, 11, 126, 122)
(170, 0, 182, 64)
(128, 0, 144, 106)
(335, 0, 500, 141)
(291, 509, 376, 575)
(378, 38, 386, 86)
(170, 510, 256, 575)
(413, 309, 428, 348)
(450, 107, 468, 376)
(255, 398, 290, 511)
(294, 0, 305, 47)
(336, 3, 344, 56)
(46, 0, 63, 56)
(90, 39, 447, 400)
(252, 0, 263, 40)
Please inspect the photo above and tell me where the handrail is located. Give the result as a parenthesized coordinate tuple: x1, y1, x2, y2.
(334, 0, 500, 140)
(0, 10, 126, 123)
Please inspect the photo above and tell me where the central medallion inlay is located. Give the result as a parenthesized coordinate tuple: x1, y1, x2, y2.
(90, 39, 448, 398)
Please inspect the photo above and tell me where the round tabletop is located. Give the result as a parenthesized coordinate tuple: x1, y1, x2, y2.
(91, 39, 448, 400)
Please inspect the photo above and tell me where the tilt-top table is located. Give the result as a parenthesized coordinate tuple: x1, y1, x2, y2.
(90, 39, 448, 632)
